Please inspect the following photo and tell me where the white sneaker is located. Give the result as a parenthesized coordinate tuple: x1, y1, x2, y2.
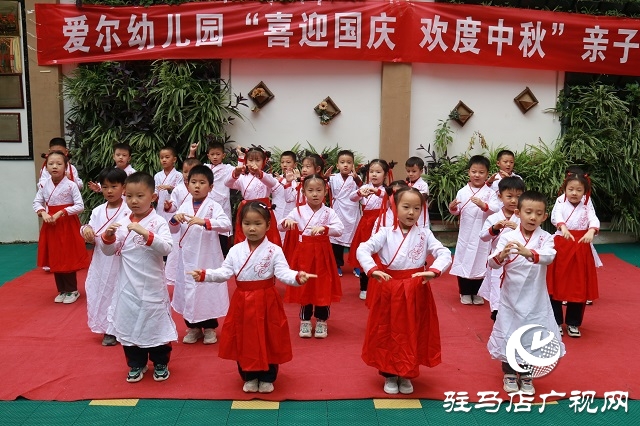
(359, 291, 367, 300)
(63, 291, 80, 304)
(472, 295, 485, 305)
(567, 325, 581, 338)
(258, 381, 275, 393)
(203, 328, 217, 344)
(398, 378, 414, 394)
(54, 293, 65, 303)
(383, 377, 399, 394)
(503, 374, 519, 393)
(299, 321, 312, 338)
(519, 377, 535, 395)
(243, 379, 259, 393)
(460, 295, 473, 305)
(314, 320, 328, 339)
(183, 328, 204, 344)
(42, 266, 51, 272)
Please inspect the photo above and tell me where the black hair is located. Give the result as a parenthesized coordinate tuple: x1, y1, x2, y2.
(368, 159, 390, 176)
(405, 156, 425, 170)
(49, 137, 67, 149)
(124, 171, 155, 192)
(467, 155, 490, 171)
(183, 158, 202, 168)
(160, 145, 177, 158)
(45, 150, 69, 165)
(302, 152, 326, 172)
(393, 186, 425, 206)
(98, 167, 127, 185)
(337, 150, 355, 161)
(302, 173, 327, 189)
(188, 165, 214, 185)
(496, 150, 515, 161)
(384, 179, 409, 196)
(240, 201, 272, 224)
(113, 143, 132, 155)
(517, 190, 548, 210)
(565, 165, 586, 176)
(498, 176, 525, 193)
(207, 141, 225, 153)
(280, 150, 297, 162)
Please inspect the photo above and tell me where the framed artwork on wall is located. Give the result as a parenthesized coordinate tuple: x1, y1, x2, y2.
(0, 112, 21, 142)
(0, 73, 23, 108)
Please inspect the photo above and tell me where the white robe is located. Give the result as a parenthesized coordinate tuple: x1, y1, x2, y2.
(449, 184, 499, 279)
(225, 171, 278, 200)
(329, 174, 361, 246)
(477, 209, 520, 311)
(82, 202, 131, 334)
(486, 226, 565, 363)
(101, 210, 178, 347)
(349, 184, 385, 210)
(170, 196, 232, 322)
(205, 162, 236, 237)
(154, 169, 183, 222)
(164, 181, 190, 285)
(272, 177, 297, 241)
(280, 204, 344, 238)
(33, 176, 84, 215)
(550, 195, 602, 267)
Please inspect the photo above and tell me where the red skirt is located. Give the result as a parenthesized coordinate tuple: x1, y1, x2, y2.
(234, 198, 282, 246)
(362, 268, 441, 378)
(281, 228, 300, 262)
(348, 209, 381, 269)
(37, 205, 89, 273)
(547, 230, 599, 302)
(218, 278, 293, 371)
(284, 235, 342, 305)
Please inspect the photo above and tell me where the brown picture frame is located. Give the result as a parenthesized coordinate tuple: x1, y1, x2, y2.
(0, 112, 21, 142)
(0, 74, 23, 108)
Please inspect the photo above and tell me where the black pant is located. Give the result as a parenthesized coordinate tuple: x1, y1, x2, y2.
(54, 272, 77, 293)
(550, 298, 586, 326)
(360, 274, 368, 291)
(238, 363, 278, 383)
(123, 344, 172, 368)
(219, 235, 230, 257)
(502, 362, 531, 377)
(300, 304, 330, 321)
(332, 243, 345, 267)
(458, 277, 483, 296)
(185, 318, 219, 329)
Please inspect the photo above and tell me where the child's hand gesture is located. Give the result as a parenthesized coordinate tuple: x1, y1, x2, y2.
(310, 226, 325, 236)
(359, 187, 371, 197)
(127, 222, 149, 239)
(411, 270, 437, 284)
(470, 197, 486, 210)
(499, 241, 532, 261)
(247, 163, 261, 176)
(104, 222, 121, 238)
(323, 166, 334, 179)
(284, 219, 298, 230)
(372, 270, 392, 282)
(164, 200, 173, 212)
(559, 225, 575, 241)
(233, 164, 245, 178)
(502, 220, 518, 230)
(578, 229, 596, 244)
(41, 211, 54, 223)
(487, 173, 498, 185)
(284, 169, 295, 183)
(173, 213, 188, 223)
(189, 142, 199, 156)
(448, 199, 461, 211)
(88, 181, 101, 193)
(297, 271, 318, 284)
(82, 226, 96, 244)
(157, 184, 173, 191)
(188, 269, 203, 281)
(293, 169, 301, 180)
(187, 216, 205, 227)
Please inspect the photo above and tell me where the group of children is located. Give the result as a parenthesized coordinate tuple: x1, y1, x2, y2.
(33, 139, 601, 396)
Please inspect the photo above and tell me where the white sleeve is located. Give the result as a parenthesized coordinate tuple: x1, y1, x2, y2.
(273, 247, 301, 286)
(203, 255, 236, 283)
(65, 184, 85, 216)
(356, 230, 389, 275)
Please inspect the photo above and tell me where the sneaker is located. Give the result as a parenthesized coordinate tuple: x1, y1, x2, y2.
(42, 266, 51, 272)
(258, 381, 275, 393)
(243, 379, 259, 393)
(472, 295, 485, 305)
(203, 328, 217, 344)
(102, 334, 117, 346)
(586, 300, 593, 305)
(299, 321, 312, 338)
(126, 366, 148, 383)
(559, 327, 564, 336)
(503, 374, 519, 393)
(183, 328, 204, 344)
(359, 290, 367, 300)
(460, 295, 473, 305)
(519, 377, 535, 395)
(567, 325, 581, 338)
(353, 268, 361, 278)
(383, 376, 399, 394)
(398, 378, 414, 394)
(54, 293, 65, 303)
(562, 300, 567, 305)
(314, 320, 328, 339)
(153, 364, 170, 381)
(337, 267, 343, 277)
(63, 291, 80, 304)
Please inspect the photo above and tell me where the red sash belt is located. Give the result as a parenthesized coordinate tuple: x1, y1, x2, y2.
(235, 278, 275, 291)
(379, 267, 423, 279)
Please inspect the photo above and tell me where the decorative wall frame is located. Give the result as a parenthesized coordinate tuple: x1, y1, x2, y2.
(451, 100, 474, 127)
(0, 1, 20, 37)
(0, 112, 21, 142)
(314, 96, 341, 125)
(248, 81, 274, 111)
(514, 87, 539, 114)
(0, 73, 23, 108)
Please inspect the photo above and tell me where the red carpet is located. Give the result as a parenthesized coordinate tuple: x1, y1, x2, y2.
(0, 253, 637, 401)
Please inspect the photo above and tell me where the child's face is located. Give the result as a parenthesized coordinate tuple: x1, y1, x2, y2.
(246, 153, 265, 171)
(468, 164, 489, 187)
(396, 191, 423, 230)
(114, 149, 131, 169)
(497, 155, 515, 174)
(101, 180, 125, 205)
(337, 155, 354, 176)
(301, 159, 319, 177)
(242, 210, 269, 243)
(46, 154, 66, 180)
(182, 164, 195, 183)
(565, 181, 586, 205)
(280, 155, 296, 173)
(499, 189, 523, 214)
(188, 173, 213, 201)
(368, 163, 385, 186)
(49, 145, 68, 156)
(515, 200, 548, 235)
(304, 179, 326, 210)
(405, 165, 422, 182)
(207, 148, 225, 166)
(159, 149, 177, 170)
(125, 182, 156, 217)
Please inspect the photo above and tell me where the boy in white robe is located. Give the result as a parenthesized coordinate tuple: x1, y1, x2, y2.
(154, 146, 183, 223)
(88, 143, 136, 192)
(404, 156, 430, 227)
(101, 172, 178, 383)
(487, 191, 565, 395)
(170, 165, 232, 345)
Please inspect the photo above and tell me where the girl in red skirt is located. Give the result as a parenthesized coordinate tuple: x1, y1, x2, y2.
(348, 159, 390, 300)
(33, 151, 89, 303)
(281, 174, 344, 339)
(356, 187, 452, 394)
(190, 202, 315, 393)
(547, 170, 602, 338)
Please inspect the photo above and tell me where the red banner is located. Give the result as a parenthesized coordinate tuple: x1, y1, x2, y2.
(35, 1, 640, 75)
